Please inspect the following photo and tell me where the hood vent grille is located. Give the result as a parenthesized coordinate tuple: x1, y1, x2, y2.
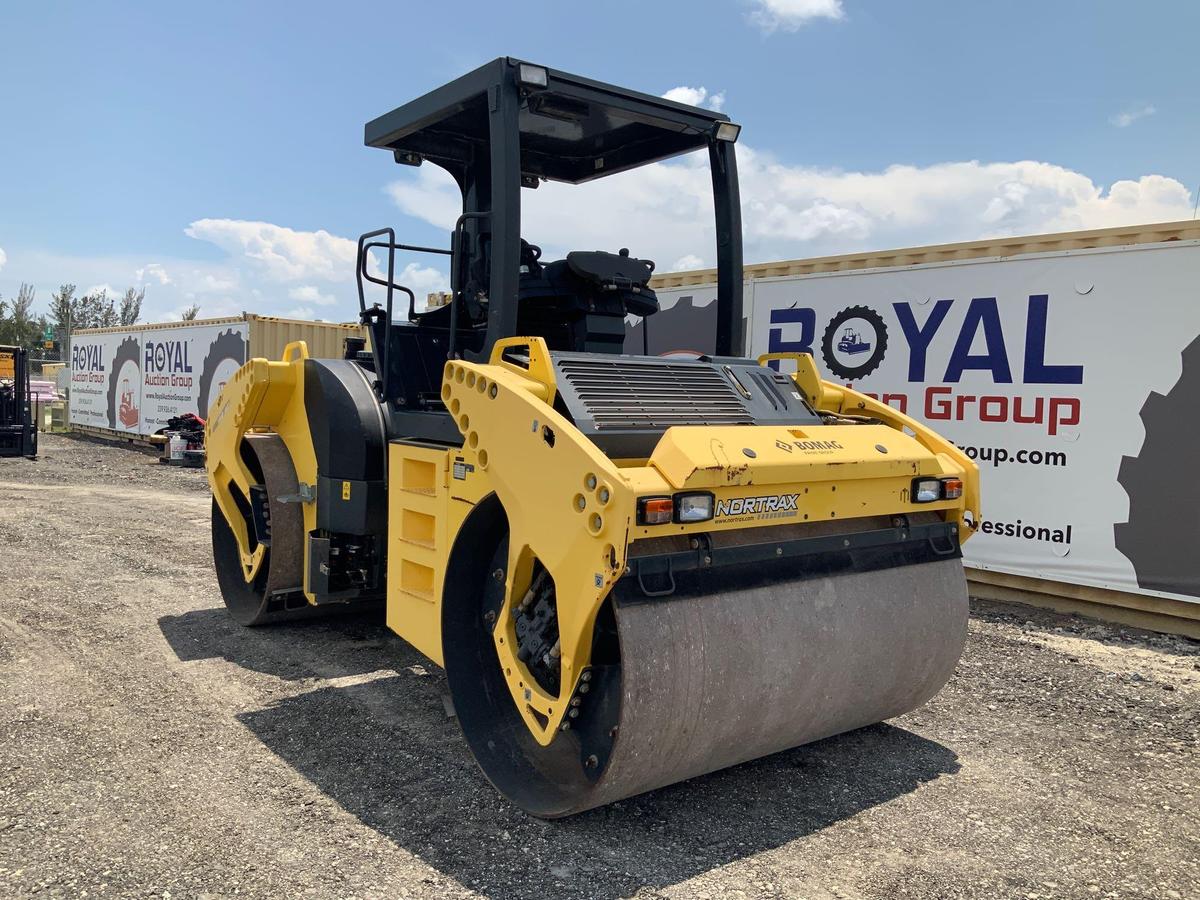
(556, 357, 753, 430)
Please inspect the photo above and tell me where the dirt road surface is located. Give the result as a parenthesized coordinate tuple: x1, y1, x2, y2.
(1, 435, 1197, 899)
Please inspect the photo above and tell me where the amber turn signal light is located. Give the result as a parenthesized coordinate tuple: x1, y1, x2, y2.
(940, 477, 963, 500)
(637, 497, 673, 525)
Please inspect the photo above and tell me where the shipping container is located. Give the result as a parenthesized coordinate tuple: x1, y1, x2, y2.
(68, 313, 365, 441)
(648, 219, 1200, 636)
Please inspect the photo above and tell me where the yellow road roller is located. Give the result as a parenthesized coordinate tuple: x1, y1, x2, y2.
(206, 57, 980, 817)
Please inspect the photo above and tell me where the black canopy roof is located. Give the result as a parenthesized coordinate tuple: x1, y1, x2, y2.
(364, 57, 731, 184)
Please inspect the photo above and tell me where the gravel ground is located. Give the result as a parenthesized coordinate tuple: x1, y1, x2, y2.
(1, 434, 1197, 899)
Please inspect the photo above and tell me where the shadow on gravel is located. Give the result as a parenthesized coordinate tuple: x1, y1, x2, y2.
(236, 673, 959, 899)
(159, 607, 396, 681)
(163, 607, 960, 897)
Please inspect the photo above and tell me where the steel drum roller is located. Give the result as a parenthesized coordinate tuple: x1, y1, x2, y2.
(450, 541, 967, 818)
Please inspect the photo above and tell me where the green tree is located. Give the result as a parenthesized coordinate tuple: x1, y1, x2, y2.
(0, 283, 45, 350)
(47, 284, 139, 360)
(119, 287, 144, 326)
(181, 304, 200, 321)
(48, 284, 77, 361)
(49, 284, 77, 334)
(60, 289, 118, 330)
(94, 290, 118, 328)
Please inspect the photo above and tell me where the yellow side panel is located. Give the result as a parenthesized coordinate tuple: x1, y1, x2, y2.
(385, 441, 493, 666)
(386, 442, 445, 664)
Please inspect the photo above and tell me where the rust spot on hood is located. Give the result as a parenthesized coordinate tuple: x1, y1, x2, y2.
(725, 463, 750, 483)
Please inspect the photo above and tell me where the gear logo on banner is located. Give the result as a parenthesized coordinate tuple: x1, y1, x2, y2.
(821, 305, 888, 380)
(197, 329, 247, 418)
(1115, 332, 1200, 598)
(106, 335, 142, 431)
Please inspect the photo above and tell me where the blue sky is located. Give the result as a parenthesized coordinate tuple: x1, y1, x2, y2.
(1, 0, 1196, 323)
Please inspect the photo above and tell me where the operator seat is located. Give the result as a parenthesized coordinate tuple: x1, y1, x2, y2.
(364, 241, 659, 410)
(517, 241, 659, 353)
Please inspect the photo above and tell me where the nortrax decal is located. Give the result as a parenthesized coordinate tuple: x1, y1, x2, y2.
(716, 494, 800, 517)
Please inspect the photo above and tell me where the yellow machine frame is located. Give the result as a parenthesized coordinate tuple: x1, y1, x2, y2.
(209, 337, 978, 746)
(206, 341, 320, 595)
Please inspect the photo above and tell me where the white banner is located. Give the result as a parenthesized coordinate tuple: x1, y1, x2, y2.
(70, 323, 247, 434)
(69, 331, 144, 433)
(655, 241, 1200, 604)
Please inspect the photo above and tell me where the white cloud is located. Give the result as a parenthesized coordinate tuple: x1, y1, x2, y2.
(1110, 105, 1157, 128)
(135, 262, 172, 285)
(84, 283, 118, 298)
(388, 148, 1196, 273)
(385, 177, 462, 236)
(398, 262, 448, 294)
(0, 246, 6, 273)
(748, 0, 844, 34)
(661, 86, 726, 112)
(0, 245, 334, 325)
(191, 272, 238, 294)
(9, 153, 1190, 334)
(185, 218, 357, 282)
(288, 284, 338, 307)
(152, 297, 242, 324)
(4, 220, 371, 325)
(390, 157, 714, 263)
(383, 263, 451, 314)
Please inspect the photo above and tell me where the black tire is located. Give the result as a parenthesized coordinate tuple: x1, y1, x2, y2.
(1115, 334, 1200, 598)
(442, 496, 623, 818)
(821, 305, 888, 381)
(212, 495, 276, 626)
(197, 329, 246, 418)
(106, 336, 141, 430)
(211, 436, 319, 626)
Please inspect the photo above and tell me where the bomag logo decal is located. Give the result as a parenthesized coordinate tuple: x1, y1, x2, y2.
(715, 494, 800, 518)
(774, 438, 843, 454)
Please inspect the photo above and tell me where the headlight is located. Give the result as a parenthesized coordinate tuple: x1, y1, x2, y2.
(637, 493, 716, 525)
(713, 122, 741, 142)
(912, 476, 964, 503)
(518, 63, 548, 88)
(675, 492, 714, 523)
(912, 477, 942, 503)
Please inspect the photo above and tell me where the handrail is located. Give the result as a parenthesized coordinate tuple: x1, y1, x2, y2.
(362, 240, 451, 322)
(356, 228, 394, 317)
(355, 218, 494, 394)
(357, 233, 425, 322)
(356, 228, 438, 399)
(368, 239, 452, 257)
